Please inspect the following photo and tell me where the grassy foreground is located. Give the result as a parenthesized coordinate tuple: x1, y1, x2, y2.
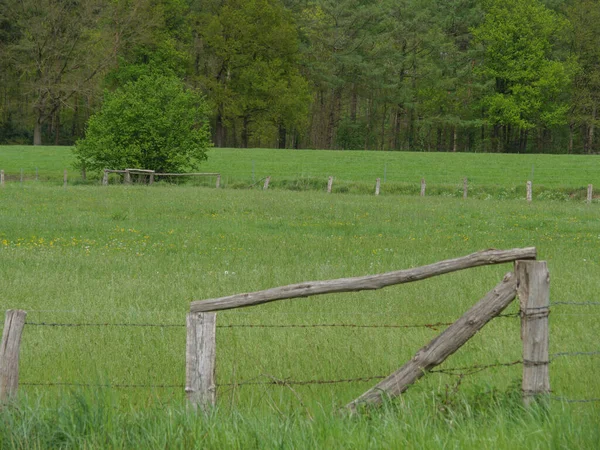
(0, 183, 598, 448)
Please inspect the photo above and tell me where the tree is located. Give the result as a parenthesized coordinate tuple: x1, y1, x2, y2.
(472, 0, 575, 152)
(73, 74, 211, 173)
(566, 0, 600, 154)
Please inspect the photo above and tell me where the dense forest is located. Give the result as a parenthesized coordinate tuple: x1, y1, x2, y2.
(0, 0, 598, 153)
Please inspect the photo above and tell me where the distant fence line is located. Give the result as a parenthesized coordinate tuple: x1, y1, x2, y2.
(0, 168, 596, 203)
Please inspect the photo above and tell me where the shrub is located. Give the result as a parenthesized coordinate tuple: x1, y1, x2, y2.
(74, 75, 212, 174)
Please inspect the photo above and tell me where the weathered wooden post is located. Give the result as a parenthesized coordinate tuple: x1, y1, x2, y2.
(1, 170, 4, 187)
(186, 312, 217, 411)
(526, 181, 532, 203)
(215, 174, 221, 189)
(516, 260, 550, 406)
(587, 184, 593, 204)
(327, 176, 333, 193)
(263, 176, 271, 190)
(81, 166, 86, 181)
(420, 178, 426, 197)
(124, 170, 131, 184)
(102, 170, 109, 186)
(375, 178, 381, 196)
(63, 170, 68, 188)
(0, 310, 27, 404)
(463, 177, 468, 199)
(149, 172, 155, 185)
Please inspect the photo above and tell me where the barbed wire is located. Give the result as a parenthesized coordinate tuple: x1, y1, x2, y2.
(551, 301, 600, 306)
(431, 360, 522, 376)
(23, 312, 519, 330)
(20, 382, 183, 389)
(550, 396, 600, 404)
(551, 351, 600, 359)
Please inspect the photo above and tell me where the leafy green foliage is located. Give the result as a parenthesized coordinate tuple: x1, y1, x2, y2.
(473, 0, 576, 130)
(73, 75, 211, 173)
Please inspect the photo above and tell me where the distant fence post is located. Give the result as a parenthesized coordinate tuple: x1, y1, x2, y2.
(186, 312, 217, 411)
(0, 170, 4, 187)
(587, 184, 593, 204)
(463, 177, 468, 199)
(375, 178, 381, 196)
(124, 170, 131, 184)
(149, 173, 155, 185)
(327, 176, 333, 193)
(63, 170, 68, 188)
(420, 178, 426, 197)
(0, 310, 27, 404)
(215, 174, 221, 189)
(81, 167, 86, 182)
(263, 176, 271, 190)
(526, 181, 532, 203)
(102, 170, 109, 186)
(516, 260, 550, 406)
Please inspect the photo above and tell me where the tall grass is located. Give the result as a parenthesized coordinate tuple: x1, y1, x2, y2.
(0, 183, 598, 447)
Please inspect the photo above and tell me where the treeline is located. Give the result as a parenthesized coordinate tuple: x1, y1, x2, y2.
(0, 0, 598, 153)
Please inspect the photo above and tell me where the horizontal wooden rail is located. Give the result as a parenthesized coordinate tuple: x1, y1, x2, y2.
(154, 173, 220, 177)
(191, 247, 536, 313)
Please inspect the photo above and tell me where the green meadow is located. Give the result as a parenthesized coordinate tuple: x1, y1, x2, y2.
(0, 146, 599, 448)
(1, 145, 599, 200)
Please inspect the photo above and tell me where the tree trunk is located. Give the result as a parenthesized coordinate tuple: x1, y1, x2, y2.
(215, 111, 226, 148)
(568, 122, 574, 154)
(278, 124, 286, 149)
(350, 85, 358, 122)
(241, 115, 250, 148)
(327, 87, 342, 149)
(33, 118, 42, 146)
(453, 126, 458, 152)
(588, 102, 597, 154)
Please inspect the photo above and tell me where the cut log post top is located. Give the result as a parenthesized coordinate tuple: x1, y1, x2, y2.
(191, 247, 536, 313)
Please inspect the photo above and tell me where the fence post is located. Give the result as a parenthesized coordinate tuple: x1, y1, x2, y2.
(216, 174, 221, 189)
(149, 173, 155, 185)
(0, 310, 27, 404)
(526, 181, 532, 203)
(102, 170, 108, 186)
(587, 184, 593, 204)
(263, 176, 271, 190)
(420, 178, 426, 197)
(0, 170, 4, 187)
(186, 312, 217, 411)
(375, 178, 381, 196)
(124, 170, 131, 184)
(327, 176, 333, 193)
(81, 167, 86, 182)
(516, 260, 550, 406)
(63, 170, 67, 188)
(463, 177, 468, 199)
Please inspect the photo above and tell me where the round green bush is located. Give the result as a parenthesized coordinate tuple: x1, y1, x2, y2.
(74, 75, 212, 174)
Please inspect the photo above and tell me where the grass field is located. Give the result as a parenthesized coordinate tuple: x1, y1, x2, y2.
(1, 145, 599, 200)
(0, 146, 599, 448)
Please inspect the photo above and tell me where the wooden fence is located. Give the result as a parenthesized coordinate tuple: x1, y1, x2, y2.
(0, 168, 595, 203)
(0, 247, 552, 412)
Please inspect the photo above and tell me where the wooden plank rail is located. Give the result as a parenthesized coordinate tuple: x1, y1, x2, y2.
(346, 272, 518, 412)
(191, 247, 536, 313)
